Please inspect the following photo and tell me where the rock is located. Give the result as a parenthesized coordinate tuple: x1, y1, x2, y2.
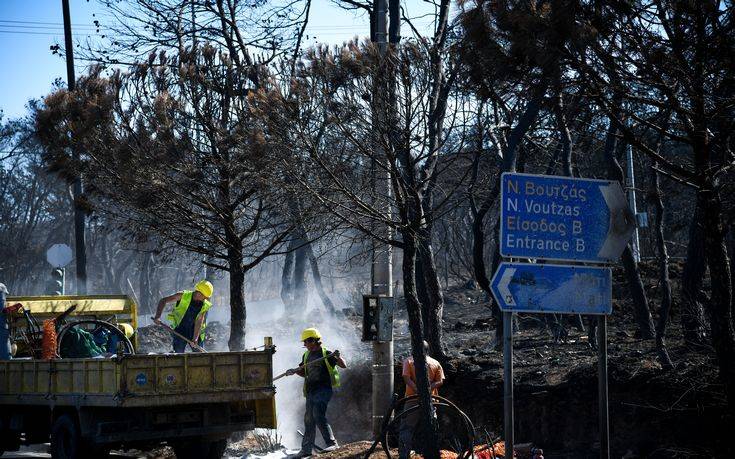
(473, 318, 492, 329)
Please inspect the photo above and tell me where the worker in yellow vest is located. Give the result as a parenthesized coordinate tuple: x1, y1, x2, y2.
(291, 328, 346, 458)
(153, 280, 214, 353)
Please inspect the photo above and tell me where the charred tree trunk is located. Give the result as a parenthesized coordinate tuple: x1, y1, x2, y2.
(471, 180, 502, 346)
(415, 249, 431, 334)
(293, 237, 309, 315)
(227, 245, 246, 350)
(139, 252, 152, 316)
(306, 244, 336, 314)
(417, 225, 447, 361)
(402, 231, 440, 459)
(554, 86, 585, 332)
(603, 117, 655, 339)
(281, 243, 295, 311)
(681, 206, 708, 344)
(649, 166, 674, 369)
(700, 188, 735, 407)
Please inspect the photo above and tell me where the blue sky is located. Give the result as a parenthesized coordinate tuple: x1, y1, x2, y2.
(0, 0, 440, 119)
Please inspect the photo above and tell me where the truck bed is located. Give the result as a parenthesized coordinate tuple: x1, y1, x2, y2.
(0, 350, 275, 411)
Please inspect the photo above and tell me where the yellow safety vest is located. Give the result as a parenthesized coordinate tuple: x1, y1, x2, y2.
(167, 290, 212, 341)
(302, 347, 340, 397)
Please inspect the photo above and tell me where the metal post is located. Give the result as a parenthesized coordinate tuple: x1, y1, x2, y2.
(370, 0, 393, 436)
(503, 311, 514, 459)
(626, 145, 640, 262)
(374, 0, 387, 53)
(371, 243, 393, 435)
(598, 315, 610, 459)
(62, 0, 87, 293)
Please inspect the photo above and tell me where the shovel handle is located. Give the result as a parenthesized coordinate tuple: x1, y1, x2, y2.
(150, 317, 207, 353)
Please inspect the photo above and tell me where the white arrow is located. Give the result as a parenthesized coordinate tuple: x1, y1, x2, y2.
(497, 267, 516, 306)
(597, 182, 636, 261)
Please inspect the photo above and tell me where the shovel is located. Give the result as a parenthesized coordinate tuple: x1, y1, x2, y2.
(273, 350, 340, 381)
(150, 317, 207, 353)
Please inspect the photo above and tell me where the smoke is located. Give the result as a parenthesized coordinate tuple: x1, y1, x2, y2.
(242, 286, 372, 450)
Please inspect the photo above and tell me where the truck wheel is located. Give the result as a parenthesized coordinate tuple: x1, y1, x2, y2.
(50, 414, 81, 459)
(173, 440, 209, 459)
(173, 438, 227, 459)
(207, 439, 227, 459)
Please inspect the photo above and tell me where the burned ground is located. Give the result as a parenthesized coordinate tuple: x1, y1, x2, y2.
(133, 260, 730, 458)
(328, 260, 731, 458)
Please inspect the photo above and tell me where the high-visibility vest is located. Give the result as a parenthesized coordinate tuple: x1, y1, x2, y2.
(167, 290, 212, 341)
(302, 347, 340, 396)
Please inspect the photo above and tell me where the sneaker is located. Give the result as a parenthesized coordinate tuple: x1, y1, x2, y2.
(321, 443, 339, 452)
(290, 450, 312, 458)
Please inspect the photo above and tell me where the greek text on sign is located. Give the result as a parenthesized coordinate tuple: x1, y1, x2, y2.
(500, 173, 635, 263)
(490, 262, 612, 315)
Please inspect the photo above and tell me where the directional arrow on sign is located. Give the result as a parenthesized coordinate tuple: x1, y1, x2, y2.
(490, 262, 612, 315)
(597, 181, 636, 260)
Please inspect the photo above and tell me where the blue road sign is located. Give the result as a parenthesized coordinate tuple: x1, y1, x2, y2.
(490, 262, 612, 315)
(500, 173, 635, 263)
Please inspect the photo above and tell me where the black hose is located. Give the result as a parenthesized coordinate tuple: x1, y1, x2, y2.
(56, 320, 134, 357)
(364, 394, 476, 459)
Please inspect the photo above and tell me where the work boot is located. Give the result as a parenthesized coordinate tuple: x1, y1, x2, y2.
(321, 442, 339, 452)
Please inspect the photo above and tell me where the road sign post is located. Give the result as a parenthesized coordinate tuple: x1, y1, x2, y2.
(495, 173, 634, 459)
(503, 311, 513, 459)
(598, 316, 609, 459)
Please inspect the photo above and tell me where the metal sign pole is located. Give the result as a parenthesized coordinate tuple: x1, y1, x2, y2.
(598, 315, 610, 459)
(503, 310, 514, 459)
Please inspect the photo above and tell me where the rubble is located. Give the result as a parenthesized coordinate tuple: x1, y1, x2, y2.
(136, 324, 173, 353)
(136, 320, 229, 353)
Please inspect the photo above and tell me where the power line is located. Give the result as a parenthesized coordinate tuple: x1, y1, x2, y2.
(0, 30, 99, 37)
(0, 20, 105, 30)
(0, 24, 107, 31)
(0, 19, 433, 31)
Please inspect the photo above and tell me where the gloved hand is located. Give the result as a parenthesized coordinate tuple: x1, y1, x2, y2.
(285, 368, 298, 376)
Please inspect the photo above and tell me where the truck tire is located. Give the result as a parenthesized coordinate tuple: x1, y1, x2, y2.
(173, 438, 227, 459)
(207, 439, 227, 459)
(50, 414, 82, 459)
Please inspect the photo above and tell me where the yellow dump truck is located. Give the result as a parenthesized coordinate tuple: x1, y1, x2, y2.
(0, 295, 276, 459)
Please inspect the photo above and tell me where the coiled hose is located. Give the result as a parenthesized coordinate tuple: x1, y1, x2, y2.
(364, 394, 476, 459)
(56, 319, 134, 357)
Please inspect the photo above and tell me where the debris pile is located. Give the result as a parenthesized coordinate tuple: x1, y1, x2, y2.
(203, 321, 229, 350)
(136, 324, 172, 353)
(136, 320, 230, 353)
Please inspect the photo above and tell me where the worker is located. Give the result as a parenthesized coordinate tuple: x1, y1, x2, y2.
(1, 283, 10, 360)
(399, 341, 445, 459)
(92, 322, 135, 354)
(291, 328, 346, 458)
(153, 280, 214, 353)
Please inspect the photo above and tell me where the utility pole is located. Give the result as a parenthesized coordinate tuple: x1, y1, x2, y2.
(370, 0, 394, 437)
(62, 0, 87, 294)
(191, 0, 213, 282)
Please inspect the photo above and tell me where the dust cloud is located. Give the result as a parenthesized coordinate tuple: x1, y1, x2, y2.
(241, 288, 373, 450)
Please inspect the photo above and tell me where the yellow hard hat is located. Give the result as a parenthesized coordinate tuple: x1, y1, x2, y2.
(195, 280, 214, 298)
(301, 328, 322, 341)
(118, 323, 135, 339)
